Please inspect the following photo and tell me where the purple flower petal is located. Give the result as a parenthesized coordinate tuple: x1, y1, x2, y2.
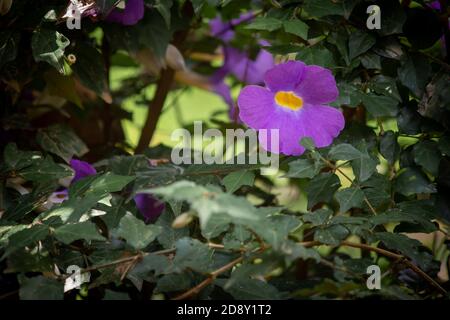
(264, 60, 305, 92)
(210, 12, 254, 43)
(48, 189, 69, 204)
(107, 0, 144, 26)
(70, 159, 97, 183)
(294, 65, 339, 105)
(210, 16, 235, 42)
(227, 44, 274, 84)
(134, 193, 165, 223)
(237, 85, 275, 129)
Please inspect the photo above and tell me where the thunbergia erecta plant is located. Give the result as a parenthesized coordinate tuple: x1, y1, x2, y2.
(0, 0, 449, 303)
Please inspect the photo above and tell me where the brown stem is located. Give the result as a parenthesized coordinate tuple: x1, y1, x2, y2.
(172, 256, 244, 300)
(135, 67, 176, 153)
(135, 4, 193, 153)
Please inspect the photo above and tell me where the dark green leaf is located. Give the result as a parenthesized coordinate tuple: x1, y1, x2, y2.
(305, 173, 341, 209)
(31, 29, 69, 73)
(54, 221, 105, 244)
(112, 213, 162, 249)
(36, 125, 88, 164)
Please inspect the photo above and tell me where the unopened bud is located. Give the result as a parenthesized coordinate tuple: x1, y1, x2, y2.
(172, 212, 194, 229)
(165, 44, 186, 71)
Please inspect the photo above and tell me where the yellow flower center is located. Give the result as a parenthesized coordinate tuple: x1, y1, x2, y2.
(274, 91, 303, 110)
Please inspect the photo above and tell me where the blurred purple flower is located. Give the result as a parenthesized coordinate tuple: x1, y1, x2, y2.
(237, 60, 345, 156)
(107, 0, 145, 26)
(210, 12, 254, 43)
(47, 189, 69, 204)
(70, 159, 97, 183)
(134, 193, 165, 223)
(209, 13, 275, 121)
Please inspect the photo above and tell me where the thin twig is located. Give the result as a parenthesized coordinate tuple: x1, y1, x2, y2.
(172, 256, 245, 300)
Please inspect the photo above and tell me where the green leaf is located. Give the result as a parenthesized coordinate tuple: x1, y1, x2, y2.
(245, 17, 283, 32)
(173, 237, 213, 273)
(220, 278, 281, 300)
(296, 45, 334, 68)
(397, 54, 431, 97)
(138, 11, 171, 58)
(108, 155, 149, 176)
(128, 253, 171, 279)
(19, 276, 63, 300)
(156, 209, 189, 249)
(380, 131, 400, 165)
(31, 28, 70, 73)
(394, 168, 436, 196)
(72, 43, 111, 103)
(113, 213, 162, 250)
(329, 143, 363, 161)
(3, 143, 41, 171)
(350, 145, 378, 182)
(156, 273, 192, 292)
(305, 173, 341, 209)
(283, 19, 309, 39)
(154, 0, 173, 28)
(362, 94, 399, 118)
(20, 157, 72, 183)
(335, 187, 365, 213)
(252, 215, 301, 249)
(413, 141, 441, 176)
(148, 181, 261, 231)
(302, 208, 333, 226)
(3, 224, 49, 258)
(348, 30, 376, 60)
(304, 0, 359, 18)
(54, 221, 105, 244)
(86, 173, 135, 197)
(374, 232, 433, 270)
(285, 159, 321, 179)
(222, 170, 255, 193)
(314, 224, 349, 245)
(36, 125, 88, 164)
(360, 52, 381, 69)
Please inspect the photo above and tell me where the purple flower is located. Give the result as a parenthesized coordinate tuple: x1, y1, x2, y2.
(70, 159, 97, 183)
(211, 41, 275, 121)
(237, 61, 345, 156)
(47, 189, 69, 204)
(210, 12, 254, 43)
(222, 42, 274, 85)
(107, 0, 144, 26)
(134, 193, 165, 223)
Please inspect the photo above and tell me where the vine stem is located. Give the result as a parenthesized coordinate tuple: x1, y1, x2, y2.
(172, 256, 245, 300)
(300, 240, 447, 295)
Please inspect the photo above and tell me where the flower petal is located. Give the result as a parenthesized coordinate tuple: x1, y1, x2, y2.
(134, 193, 165, 223)
(264, 61, 305, 92)
(70, 159, 97, 183)
(107, 0, 144, 26)
(298, 104, 345, 148)
(258, 110, 306, 155)
(295, 65, 338, 104)
(237, 85, 275, 129)
(258, 104, 344, 155)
